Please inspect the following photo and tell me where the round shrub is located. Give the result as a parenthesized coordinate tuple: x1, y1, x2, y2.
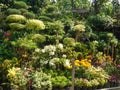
(26, 19, 45, 31)
(45, 21, 64, 35)
(63, 37, 75, 47)
(31, 34, 46, 44)
(6, 14, 26, 23)
(9, 23, 25, 31)
(14, 1, 28, 9)
(19, 8, 28, 13)
(6, 8, 21, 15)
(23, 12, 35, 19)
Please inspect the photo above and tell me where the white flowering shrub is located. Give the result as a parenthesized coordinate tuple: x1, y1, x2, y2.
(42, 45, 56, 56)
(32, 71, 52, 90)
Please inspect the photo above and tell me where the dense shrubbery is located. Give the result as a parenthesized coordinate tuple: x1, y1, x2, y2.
(0, 0, 120, 90)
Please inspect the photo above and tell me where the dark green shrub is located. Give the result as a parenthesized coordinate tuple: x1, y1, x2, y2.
(38, 16, 52, 21)
(88, 14, 115, 30)
(23, 12, 35, 19)
(14, 1, 28, 9)
(45, 5, 58, 13)
(6, 8, 21, 15)
(19, 8, 28, 13)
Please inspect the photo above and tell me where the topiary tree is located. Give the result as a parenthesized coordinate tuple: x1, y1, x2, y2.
(14, 1, 28, 9)
(6, 14, 26, 23)
(25, 19, 45, 32)
(31, 34, 46, 44)
(9, 23, 25, 31)
(23, 11, 35, 19)
(73, 24, 85, 42)
(6, 8, 21, 15)
(63, 37, 75, 47)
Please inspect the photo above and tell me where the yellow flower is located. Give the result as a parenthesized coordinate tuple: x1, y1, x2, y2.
(75, 62, 80, 66)
(22, 54, 28, 58)
(74, 60, 80, 66)
(67, 65, 72, 69)
(7, 67, 20, 80)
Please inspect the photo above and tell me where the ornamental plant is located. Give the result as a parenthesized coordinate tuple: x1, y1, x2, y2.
(26, 19, 45, 31)
(51, 76, 71, 88)
(73, 24, 85, 42)
(31, 70, 52, 90)
(7, 67, 28, 90)
(6, 14, 26, 23)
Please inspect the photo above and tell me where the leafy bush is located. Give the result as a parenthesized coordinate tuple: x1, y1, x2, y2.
(88, 14, 115, 29)
(26, 19, 45, 31)
(9, 23, 25, 31)
(51, 76, 71, 88)
(11, 37, 37, 49)
(14, 1, 28, 9)
(32, 71, 52, 90)
(6, 14, 26, 24)
(45, 21, 64, 35)
(63, 37, 75, 47)
(31, 34, 46, 44)
(6, 8, 21, 15)
(23, 12, 35, 19)
(19, 8, 28, 13)
(38, 16, 52, 21)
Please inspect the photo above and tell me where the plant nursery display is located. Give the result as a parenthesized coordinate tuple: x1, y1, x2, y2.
(0, 0, 120, 90)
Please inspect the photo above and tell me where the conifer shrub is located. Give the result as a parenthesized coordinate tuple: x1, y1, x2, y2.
(6, 8, 21, 15)
(6, 14, 26, 24)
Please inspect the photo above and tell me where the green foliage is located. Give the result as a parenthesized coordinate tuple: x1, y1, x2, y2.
(26, 19, 45, 31)
(51, 76, 71, 88)
(23, 12, 35, 19)
(14, 1, 28, 9)
(38, 16, 52, 21)
(6, 8, 21, 15)
(6, 14, 26, 24)
(19, 8, 28, 13)
(45, 21, 64, 35)
(45, 5, 58, 13)
(45, 35, 56, 44)
(31, 34, 46, 44)
(63, 37, 75, 47)
(32, 71, 52, 90)
(9, 23, 25, 31)
(11, 37, 37, 49)
(88, 14, 115, 29)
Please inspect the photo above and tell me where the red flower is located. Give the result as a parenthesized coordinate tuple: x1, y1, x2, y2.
(4, 31, 11, 36)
